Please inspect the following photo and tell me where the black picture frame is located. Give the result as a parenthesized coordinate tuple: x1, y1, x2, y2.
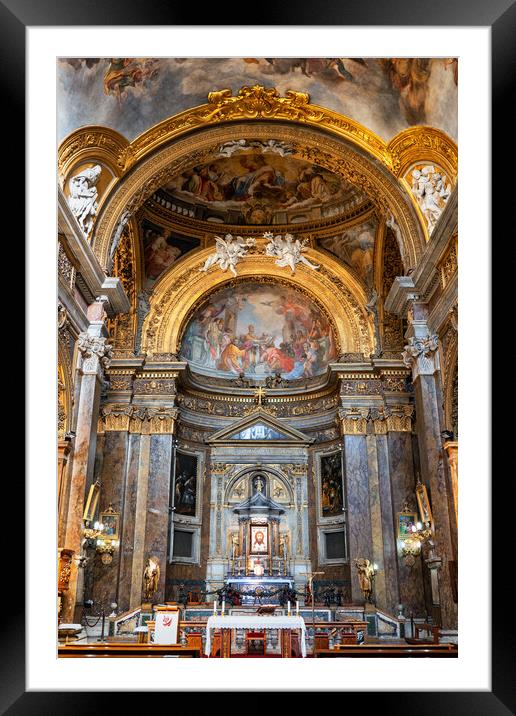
(15, 0, 505, 709)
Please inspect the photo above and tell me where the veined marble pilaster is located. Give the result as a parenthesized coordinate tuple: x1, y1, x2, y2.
(142, 434, 172, 604)
(130, 434, 150, 608)
(62, 301, 112, 622)
(344, 435, 373, 604)
(366, 436, 387, 608)
(403, 304, 457, 628)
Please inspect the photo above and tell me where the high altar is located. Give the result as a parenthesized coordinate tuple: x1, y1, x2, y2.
(204, 409, 313, 603)
(225, 473, 295, 603)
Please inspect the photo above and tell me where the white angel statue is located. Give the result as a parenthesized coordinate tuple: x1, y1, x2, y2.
(68, 165, 102, 236)
(200, 234, 255, 277)
(263, 232, 319, 275)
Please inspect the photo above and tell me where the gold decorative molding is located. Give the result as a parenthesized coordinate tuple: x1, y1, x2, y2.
(387, 126, 458, 183)
(339, 407, 369, 435)
(140, 245, 374, 358)
(386, 405, 414, 432)
(58, 126, 129, 186)
(79, 88, 430, 271)
(439, 233, 458, 289)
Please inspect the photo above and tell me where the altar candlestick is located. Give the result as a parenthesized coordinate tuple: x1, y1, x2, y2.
(287, 600, 291, 616)
(296, 601, 299, 615)
(222, 599, 225, 616)
(213, 600, 217, 615)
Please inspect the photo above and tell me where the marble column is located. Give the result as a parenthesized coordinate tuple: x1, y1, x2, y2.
(343, 434, 373, 604)
(130, 434, 150, 608)
(402, 302, 457, 628)
(376, 434, 400, 613)
(62, 298, 112, 622)
(366, 435, 387, 609)
(57, 437, 72, 544)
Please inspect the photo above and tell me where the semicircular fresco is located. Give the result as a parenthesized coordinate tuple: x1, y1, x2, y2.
(179, 281, 338, 380)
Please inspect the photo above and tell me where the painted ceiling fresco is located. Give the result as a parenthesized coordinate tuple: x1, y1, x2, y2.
(317, 216, 377, 289)
(57, 57, 458, 143)
(179, 281, 337, 381)
(159, 148, 365, 226)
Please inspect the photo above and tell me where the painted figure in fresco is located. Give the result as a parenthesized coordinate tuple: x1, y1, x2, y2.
(68, 165, 102, 236)
(103, 58, 160, 102)
(144, 230, 182, 280)
(180, 282, 336, 380)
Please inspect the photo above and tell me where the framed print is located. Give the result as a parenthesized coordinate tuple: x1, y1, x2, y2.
(21, 1, 503, 705)
(397, 510, 418, 539)
(415, 482, 433, 527)
(99, 506, 119, 539)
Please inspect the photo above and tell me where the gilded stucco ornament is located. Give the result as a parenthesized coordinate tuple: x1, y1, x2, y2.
(139, 246, 374, 359)
(59, 86, 456, 270)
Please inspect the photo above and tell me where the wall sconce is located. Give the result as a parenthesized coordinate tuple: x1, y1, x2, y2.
(83, 511, 120, 565)
(401, 521, 432, 565)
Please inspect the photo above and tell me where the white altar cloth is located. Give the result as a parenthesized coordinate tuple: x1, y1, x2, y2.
(205, 615, 306, 657)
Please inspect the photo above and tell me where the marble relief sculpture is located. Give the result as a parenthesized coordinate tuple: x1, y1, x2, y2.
(68, 164, 102, 236)
(264, 232, 320, 275)
(410, 165, 451, 235)
(200, 234, 256, 277)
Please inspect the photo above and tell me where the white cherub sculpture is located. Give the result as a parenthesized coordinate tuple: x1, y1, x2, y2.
(263, 232, 319, 275)
(200, 234, 255, 277)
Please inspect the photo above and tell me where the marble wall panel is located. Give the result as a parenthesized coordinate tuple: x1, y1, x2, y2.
(92, 431, 128, 610)
(117, 433, 140, 612)
(366, 436, 387, 609)
(143, 434, 173, 603)
(387, 430, 426, 618)
(344, 435, 373, 603)
(376, 434, 400, 613)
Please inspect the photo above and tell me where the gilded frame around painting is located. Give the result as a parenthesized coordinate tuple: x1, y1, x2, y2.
(99, 507, 120, 539)
(82, 481, 100, 524)
(415, 482, 433, 527)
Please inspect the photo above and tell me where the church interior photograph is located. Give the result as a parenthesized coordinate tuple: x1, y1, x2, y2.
(56, 56, 459, 658)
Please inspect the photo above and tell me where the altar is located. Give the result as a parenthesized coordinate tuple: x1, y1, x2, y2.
(225, 576, 295, 605)
(205, 614, 307, 658)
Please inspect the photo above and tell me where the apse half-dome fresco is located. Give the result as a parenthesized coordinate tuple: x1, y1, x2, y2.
(159, 146, 366, 226)
(179, 282, 337, 380)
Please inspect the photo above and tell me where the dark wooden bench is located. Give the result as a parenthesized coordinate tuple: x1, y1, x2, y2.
(315, 643, 457, 657)
(58, 643, 201, 658)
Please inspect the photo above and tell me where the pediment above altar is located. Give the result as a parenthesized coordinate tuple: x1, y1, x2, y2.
(206, 410, 313, 445)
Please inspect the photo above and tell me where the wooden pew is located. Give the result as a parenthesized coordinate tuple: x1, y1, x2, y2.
(58, 643, 201, 658)
(315, 643, 457, 657)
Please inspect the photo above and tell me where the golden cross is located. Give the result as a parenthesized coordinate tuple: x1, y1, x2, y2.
(254, 386, 266, 406)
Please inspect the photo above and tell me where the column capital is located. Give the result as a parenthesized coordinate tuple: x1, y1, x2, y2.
(78, 333, 113, 376)
(402, 334, 440, 378)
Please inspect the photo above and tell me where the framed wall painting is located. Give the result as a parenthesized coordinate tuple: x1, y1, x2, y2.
(19, 0, 504, 708)
(82, 481, 100, 524)
(415, 482, 433, 527)
(397, 510, 418, 539)
(99, 506, 119, 539)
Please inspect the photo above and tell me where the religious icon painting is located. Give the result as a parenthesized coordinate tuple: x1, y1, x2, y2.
(319, 451, 344, 517)
(250, 525, 268, 554)
(174, 451, 198, 517)
(100, 507, 119, 539)
(397, 511, 418, 539)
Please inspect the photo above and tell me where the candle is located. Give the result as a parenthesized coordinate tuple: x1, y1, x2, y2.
(296, 600, 299, 615)
(287, 600, 291, 615)
(213, 599, 217, 615)
(222, 599, 225, 615)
